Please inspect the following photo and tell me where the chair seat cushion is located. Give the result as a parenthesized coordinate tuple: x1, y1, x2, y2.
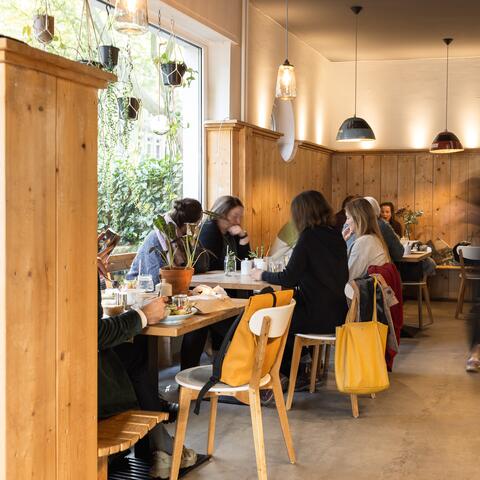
(176, 365, 271, 392)
(296, 333, 336, 342)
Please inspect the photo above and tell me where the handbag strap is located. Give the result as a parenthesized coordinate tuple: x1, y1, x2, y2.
(372, 276, 378, 323)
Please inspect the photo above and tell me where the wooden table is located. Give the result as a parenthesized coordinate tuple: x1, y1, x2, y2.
(190, 270, 280, 291)
(399, 251, 431, 263)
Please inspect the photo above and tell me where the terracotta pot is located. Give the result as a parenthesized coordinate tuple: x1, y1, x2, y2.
(160, 267, 194, 295)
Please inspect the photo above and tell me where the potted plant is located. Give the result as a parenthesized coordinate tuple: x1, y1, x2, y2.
(151, 215, 208, 294)
(396, 208, 423, 240)
(32, 1, 54, 45)
(249, 245, 270, 269)
(117, 48, 141, 121)
(98, 7, 120, 71)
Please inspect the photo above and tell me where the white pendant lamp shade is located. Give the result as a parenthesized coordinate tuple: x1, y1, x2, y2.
(276, 0, 296, 100)
(336, 5, 375, 142)
(276, 60, 297, 100)
(114, 0, 149, 36)
(430, 38, 463, 154)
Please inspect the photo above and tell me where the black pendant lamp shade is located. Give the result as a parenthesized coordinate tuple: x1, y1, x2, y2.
(336, 5, 375, 142)
(336, 116, 375, 142)
(430, 38, 463, 154)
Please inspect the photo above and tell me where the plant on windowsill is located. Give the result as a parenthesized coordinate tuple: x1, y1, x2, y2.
(396, 208, 423, 240)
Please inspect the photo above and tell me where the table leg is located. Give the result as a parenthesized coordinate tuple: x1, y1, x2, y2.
(148, 336, 159, 395)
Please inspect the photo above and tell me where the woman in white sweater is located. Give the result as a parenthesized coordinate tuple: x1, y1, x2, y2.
(345, 198, 390, 280)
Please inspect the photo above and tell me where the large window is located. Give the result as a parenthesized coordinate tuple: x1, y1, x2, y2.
(0, 0, 203, 245)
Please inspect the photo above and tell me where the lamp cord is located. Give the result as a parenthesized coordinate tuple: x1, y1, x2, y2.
(354, 11, 358, 118)
(445, 42, 449, 131)
(285, 0, 289, 60)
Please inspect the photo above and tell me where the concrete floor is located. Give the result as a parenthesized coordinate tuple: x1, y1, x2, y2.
(164, 301, 480, 480)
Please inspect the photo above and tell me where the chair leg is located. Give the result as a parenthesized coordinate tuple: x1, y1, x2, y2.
(248, 388, 268, 480)
(170, 387, 192, 480)
(207, 395, 218, 455)
(97, 456, 108, 480)
(456, 278, 466, 319)
(323, 344, 332, 379)
(422, 284, 434, 326)
(350, 394, 359, 418)
(371, 393, 376, 399)
(310, 344, 320, 393)
(286, 336, 303, 410)
(417, 284, 424, 329)
(271, 374, 296, 464)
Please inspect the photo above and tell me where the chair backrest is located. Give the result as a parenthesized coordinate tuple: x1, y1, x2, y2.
(249, 300, 296, 337)
(248, 300, 296, 387)
(458, 246, 480, 262)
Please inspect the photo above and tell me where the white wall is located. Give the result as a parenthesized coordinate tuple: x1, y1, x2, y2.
(246, 4, 331, 146)
(329, 57, 480, 150)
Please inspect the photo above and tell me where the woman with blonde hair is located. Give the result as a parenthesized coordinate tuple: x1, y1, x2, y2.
(345, 197, 390, 280)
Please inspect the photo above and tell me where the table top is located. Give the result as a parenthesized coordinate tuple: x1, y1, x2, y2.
(399, 251, 431, 263)
(190, 270, 280, 291)
(142, 298, 248, 337)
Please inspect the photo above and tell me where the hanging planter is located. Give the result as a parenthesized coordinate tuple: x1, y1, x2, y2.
(117, 96, 141, 121)
(33, 13, 54, 44)
(160, 61, 187, 87)
(76, 0, 101, 66)
(98, 45, 120, 70)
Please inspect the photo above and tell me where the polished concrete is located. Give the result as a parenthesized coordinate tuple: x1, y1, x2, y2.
(164, 301, 480, 480)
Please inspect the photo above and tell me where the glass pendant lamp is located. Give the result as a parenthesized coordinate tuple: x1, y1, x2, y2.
(276, 0, 296, 100)
(430, 38, 464, 153)
(336, 6, 375, 142)
(114, 0, 149, 35)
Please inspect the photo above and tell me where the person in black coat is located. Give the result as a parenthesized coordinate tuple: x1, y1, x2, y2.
(252, 190, 349, 376)
(98, 278, 197, 478)
(200, 195, 251, 271)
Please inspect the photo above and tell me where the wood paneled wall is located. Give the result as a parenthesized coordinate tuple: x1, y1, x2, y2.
(333, 151, 479, 299)
(206, 121, 332, 249)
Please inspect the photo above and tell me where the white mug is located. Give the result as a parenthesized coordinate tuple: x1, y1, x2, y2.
(241, 259, 253, 275)
(253, 258, 265, 270)
(403, 243, 412, 256)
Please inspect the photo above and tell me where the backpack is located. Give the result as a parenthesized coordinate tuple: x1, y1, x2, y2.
(194, 288, 294, 414)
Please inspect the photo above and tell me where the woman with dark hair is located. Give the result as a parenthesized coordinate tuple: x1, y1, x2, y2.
(252, 190, 349, 376)
(334, 194, 357, 232)
(199, 195, 251, 271)
(380, 201, 403, 238)
(127, 198, 207, 286)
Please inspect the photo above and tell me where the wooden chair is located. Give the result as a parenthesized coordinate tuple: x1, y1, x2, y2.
(97, 410, 168, 480)
(169, 300, 296, 480)
(455, 246, 480, 319)
(402, 274, 434, 329)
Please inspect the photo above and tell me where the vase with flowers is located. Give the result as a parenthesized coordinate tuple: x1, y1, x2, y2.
(396, 208, 423, 240)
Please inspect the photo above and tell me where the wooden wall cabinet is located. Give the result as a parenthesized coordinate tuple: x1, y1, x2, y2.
(0, 39, 113, 479)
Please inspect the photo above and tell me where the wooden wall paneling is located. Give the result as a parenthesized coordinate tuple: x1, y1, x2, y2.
(414, 153, 434, 242)
(363, 155, 381, 201)
(468, 153, 480, 243)
(56, 79, 98, 479)
(397, 154, 416, 236)
(331, 154, 347, 211)
(249, 133, 264, 248)
(346, 155, 364, 197)
(5, 65, 57, 480)
(260, 135, 276, 250)
(237, 126, 252, 243)
(430, 154, 451, 299)
(321, 151, 333, 202)
(380, 154, 398, 205)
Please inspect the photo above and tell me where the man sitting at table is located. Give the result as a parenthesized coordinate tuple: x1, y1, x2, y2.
(98, 278, 197, 478)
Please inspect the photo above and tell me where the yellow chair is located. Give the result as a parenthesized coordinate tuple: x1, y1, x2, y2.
(169, 300, 296, 480)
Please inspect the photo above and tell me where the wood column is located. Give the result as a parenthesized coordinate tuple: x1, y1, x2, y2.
(0, 38, 114, 479)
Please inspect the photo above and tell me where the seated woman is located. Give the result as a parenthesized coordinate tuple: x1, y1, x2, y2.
(127, 198, 207, 286)
(345, 197, 390, 280)
(199, 195, 251, 270)
(380, 201, 403, 237)
(252, 190, 349, 377)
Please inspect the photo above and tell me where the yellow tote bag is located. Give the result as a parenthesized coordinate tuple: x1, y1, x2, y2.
(335, 279, 390, 395)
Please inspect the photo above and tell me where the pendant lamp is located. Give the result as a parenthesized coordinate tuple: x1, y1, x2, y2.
(276, 0, 296, 100)
(114, 0, 149, 36)
(430, 38, 464, 153)
(336, 6, 375, 142)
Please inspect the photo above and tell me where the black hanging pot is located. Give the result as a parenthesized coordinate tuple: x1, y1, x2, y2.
(98, 45, 120, 71)
(117, 97, 141, 121)
(160, 61, 187, 86)
(33, 14, 54, 44)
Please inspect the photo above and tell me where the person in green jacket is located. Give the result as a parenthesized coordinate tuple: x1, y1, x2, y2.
(98, 279, 197, 478)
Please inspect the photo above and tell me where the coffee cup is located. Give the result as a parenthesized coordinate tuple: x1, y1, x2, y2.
(241, 259, 253, 275)
(403, 243, 412, 255)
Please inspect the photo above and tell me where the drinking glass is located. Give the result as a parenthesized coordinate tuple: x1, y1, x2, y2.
(137, 274, 154, 292)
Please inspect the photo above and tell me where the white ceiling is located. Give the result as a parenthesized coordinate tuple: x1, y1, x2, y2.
(251, 0, 480, 61)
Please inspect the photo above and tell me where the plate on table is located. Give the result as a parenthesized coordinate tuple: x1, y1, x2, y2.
(161, 307, 198, 325)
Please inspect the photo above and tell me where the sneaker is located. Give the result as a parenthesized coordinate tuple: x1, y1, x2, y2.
(466, 357, 480, 373)
(150, 447, 198, 479)
(260, 388, 274, 406)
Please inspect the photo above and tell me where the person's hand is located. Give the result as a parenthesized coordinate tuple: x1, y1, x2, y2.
(228, 225, 245, 237)
(251, 268, 263, 281)
(141, 297, 168, 325)
(342, 225, 352, 241)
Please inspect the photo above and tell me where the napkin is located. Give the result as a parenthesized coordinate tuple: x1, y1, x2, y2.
(190, 284, 229, 298)
(189, 285, 235, 313)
